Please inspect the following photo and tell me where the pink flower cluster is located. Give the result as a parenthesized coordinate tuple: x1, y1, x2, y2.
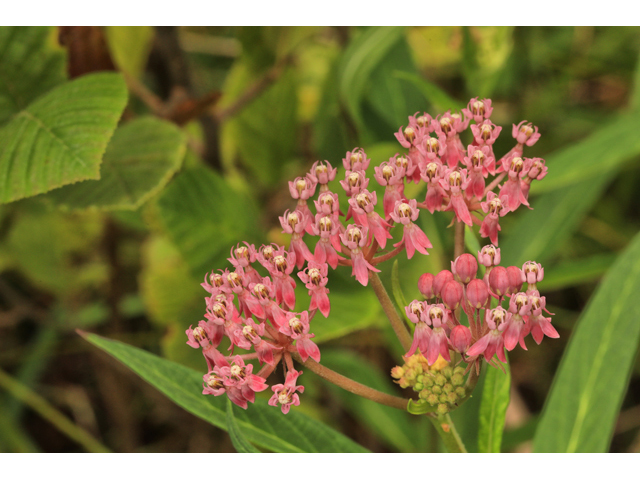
(406, 248, 559, 370)
(187, 97, 554, 413)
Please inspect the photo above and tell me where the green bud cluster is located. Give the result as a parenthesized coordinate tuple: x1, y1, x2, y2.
(392, 354, 467, 415)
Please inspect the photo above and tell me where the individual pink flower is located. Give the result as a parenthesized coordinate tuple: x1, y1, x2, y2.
(463, 97, 493, 123)
(340, 224, 379, 286)
(425, 305, 451, 365)
(499, 156, 531, 212)
(314, 191, 341, 218)
(512, 121, 541, 146)
(521, 157, 548, 200)
(480, 192, 508, 246)
(279, 311, 320, 362)
(389, 199, 432, 259)
(279, 209, 313, 269)
(186, 320, 218, 349)
(421, 162, 447, 213)
(374, 160, 406, 219)
(421, 132, 447, 163)
(249, 279, 288, 327)
(298, 262, 331, 318)
(467, 307, 509, 363)
(343, 147, 371, 172)
(440, 168, 473, 226)
(289, 175, 317, 201)
(268, 248, 297, 310)
(522, 261, 544, 289)
(406, 321, 432, 358)
(471, 120, 502, 146)
(311, 215, 343, 269)
(527, 312, 559, 345)
(463, 145, 494, 197)
(308, 160, 337, 190)
(478, 245, 501, 268)
(269, 370, 305, 414)
(348, 189, 393, 248)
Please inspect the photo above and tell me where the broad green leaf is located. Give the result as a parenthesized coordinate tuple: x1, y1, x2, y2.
(502, 416, 539, 452)
(104, 26, 154, 78)
(0, 72, 128, 204)
(394, 71, 464, 113)
(320, 350, 428, 452)
(0, 26, 66, 125)
(533, 231, 640, 452)
(82, 333, 368, 452)
(500, 171, 615, 268)
(311, 288, 382, 343)
(337, 26, 405, 138)
(155, 165, 259, 278)
(531, 112, 640, 194)
(47, 117, 186, 210)
(226, 399, 260, 453)
(541, 253, 616, 291)
(478, 362, 511, 453)
(220, 62, 297, 187)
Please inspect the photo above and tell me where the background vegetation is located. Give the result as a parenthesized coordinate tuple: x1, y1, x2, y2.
(1, 26, 640, 453)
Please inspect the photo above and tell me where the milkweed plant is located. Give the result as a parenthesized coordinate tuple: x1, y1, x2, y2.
(184, 97, 558, 452)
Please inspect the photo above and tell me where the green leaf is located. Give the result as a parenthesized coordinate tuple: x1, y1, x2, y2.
(46, 117, 185, 210)
(155, 165, 259, 278)
(531, 113, 640, 194)
(394, 71, 464, 113)
(0, 26, 66, 125)
(407, 399, 434, 415)
(500, 172, 615, 267)
(391, 260, 410, 324)
(104, 26, 154, 79)
(337, 26, 405, 137)
(478, 362, 511, 453)
(320, 350, 428, 452)
(0, 72, 128, 204)
(541, 253, 617, 291)
(310, 289, 382, 343)
(533, 231, 640, 452)
(82, 332, 368, 453)
(226, 399, 261, 453)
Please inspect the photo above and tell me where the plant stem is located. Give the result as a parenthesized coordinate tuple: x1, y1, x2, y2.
(484, 172, 507, 195)
(290, 353, 409, 410)
(0, 367, 111, 453)
(428, 414, 467, 453)
(454, 220, 465, 259)
(368, 271, 413, 352)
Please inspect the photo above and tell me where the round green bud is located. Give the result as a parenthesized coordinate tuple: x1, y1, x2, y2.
(413, 383, 423, 392)
(419, 389, 430, 399)
(416, 374, 425, 384)
(453, 366, 465, 376)
(437, 403, 449, 415)
(443, 383, 453, 394)
(423, 376, 434, 387)
(442, 366, 453, 379)
(447, 392, 458, 404)
(405, 369, 417, 381)
(431, 385, 442, 395)
(435, 374, 446, 386)
(451, 373, 464, 386)
(427, 394, 439, 406)
(455, 387, 466, 397)
(439, 393, 448, 404)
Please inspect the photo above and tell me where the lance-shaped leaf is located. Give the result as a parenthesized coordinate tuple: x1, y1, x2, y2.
(0, 72, 128, 204)
(81, 332, 368, 453)
(533, 231, 640, 452)
(478, 362, 511, 453)
(47, 117, 186, 210)
(226, 399, 260, 453)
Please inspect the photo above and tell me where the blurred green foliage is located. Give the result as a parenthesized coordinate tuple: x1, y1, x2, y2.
(1, 26, 640, 453)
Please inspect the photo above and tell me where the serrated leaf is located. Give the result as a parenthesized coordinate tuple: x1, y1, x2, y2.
(0, 72, 128, 204)
(82, 333, 368, 452)
(478, 362, 511, 453)
(47, 117, 185, 210)
(531, 113, 640, 194)
(320, 350, 428, 452)
(533, 231, 640, 452)
(155, 165, 259, 278)
(0, 26, 66, 125)
(104, 26, 154, 79)
(226, 399, 260, 453)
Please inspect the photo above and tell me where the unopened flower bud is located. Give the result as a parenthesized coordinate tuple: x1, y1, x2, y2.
(452, 254, 478, 284)
(441, 280, 463, 310)
(426, 393, 439, 406)
(451, 373, 464, 386)
(432, 385, 442, 395)
(433, 270, 454, 298)
(437, 404, 450, 415)
(443, 383, 454, 394)
(466, 278, 489, 309)
(449, 325, 472, 353)
(506, 265, 525, 295)
(391, 366, 404, 379)
(489, 266, 510, 297)
(435, 374, 447, 386)
(418, 272, 435, 300)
